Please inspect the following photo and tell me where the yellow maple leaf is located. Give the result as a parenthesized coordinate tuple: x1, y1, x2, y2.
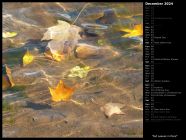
(49, 80, 74, 102)
(23, 50, 34, 66)
(121, 24, 143, 38)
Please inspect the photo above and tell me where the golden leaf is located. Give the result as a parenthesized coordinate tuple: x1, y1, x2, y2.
(49, 80, 74, 102)
(121, 24, 143, 38)
(44, 49, 65, 62)
(52, 51, 65, 62)
(23, 50, 34, 66)
(3, 32, 17, 38)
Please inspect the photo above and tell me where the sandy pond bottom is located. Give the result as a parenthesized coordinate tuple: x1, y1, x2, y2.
(3, 54, 143, 137)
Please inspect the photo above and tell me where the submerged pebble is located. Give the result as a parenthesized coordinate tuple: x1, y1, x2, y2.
(96, 9, 118, 25)
(81, 23, 108, 36)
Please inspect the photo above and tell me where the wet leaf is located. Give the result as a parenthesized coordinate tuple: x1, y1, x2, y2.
(2, 65, 15, 90)
(41, 20, 81, 42)
(23, 50, 34, 66)
(44, 48, 65, 62)
(121, 24, 143, 38)
(100, 102, 125, 118)
(41, 20, 81, 61)
(49, 80, 75, 102)
(52, 52, 65, 62)
(41, 20, 71, 41)
(3, 32, 17, 38)
(68, 66, 90, 78)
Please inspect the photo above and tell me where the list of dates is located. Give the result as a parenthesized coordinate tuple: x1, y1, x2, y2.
(144, 2, 182, 122)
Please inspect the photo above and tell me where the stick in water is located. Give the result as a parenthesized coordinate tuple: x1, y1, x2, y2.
(72, 3, 89, 25)
(70, 99, 84, 105)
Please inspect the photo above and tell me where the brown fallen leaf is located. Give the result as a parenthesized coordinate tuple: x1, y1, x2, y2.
(2, 64, 15, 90)
(49, 80, 75, 102)
(100, 102, 125, 118)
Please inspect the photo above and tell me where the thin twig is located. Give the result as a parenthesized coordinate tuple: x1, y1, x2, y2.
(70, 99, 84, 105)
(72, 3, 89, 25)
(56, 2, 66, 11)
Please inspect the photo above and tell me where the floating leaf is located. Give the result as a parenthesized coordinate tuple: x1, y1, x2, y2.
(49, 80, 74, 102)
(41, 20, 71, 41)
(2, 65, 15, 90)
(41, 20, 81, 61)
(68, 66, 90, 78)
(3, 32, 17, 38)
(41, 20, 81, 42)
(121, 24, 143, 38)
(100, 102, 125, 118)
(23, 50, 34, 66)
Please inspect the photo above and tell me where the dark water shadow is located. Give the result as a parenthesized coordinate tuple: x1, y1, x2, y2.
(3, 39, 49, 66)
(25, 101, 51, 110)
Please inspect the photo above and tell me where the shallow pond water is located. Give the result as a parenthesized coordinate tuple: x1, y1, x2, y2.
(3, 2, 143, 137)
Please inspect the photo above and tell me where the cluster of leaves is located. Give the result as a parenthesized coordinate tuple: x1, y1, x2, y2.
(49, 65, 90, 102)
(41, 21, 91, 101)
(16, 21, 83, 101)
